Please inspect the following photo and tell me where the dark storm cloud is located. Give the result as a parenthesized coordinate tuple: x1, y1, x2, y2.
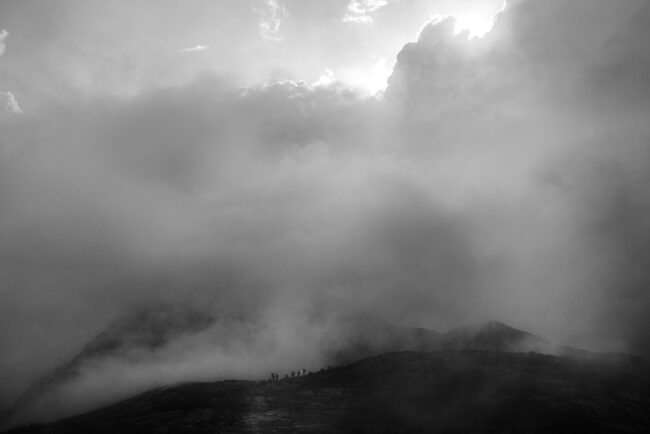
(2, 0, 650, 426)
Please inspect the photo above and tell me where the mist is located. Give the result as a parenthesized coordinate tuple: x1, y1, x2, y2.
(1, 0, 650, 425)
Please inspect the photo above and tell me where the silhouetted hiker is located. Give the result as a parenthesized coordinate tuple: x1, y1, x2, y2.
(291, 371, 295, 378)
(301, 368, 306, 376)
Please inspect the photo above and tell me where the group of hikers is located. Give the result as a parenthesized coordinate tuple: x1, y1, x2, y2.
(269, 369, 307, 382)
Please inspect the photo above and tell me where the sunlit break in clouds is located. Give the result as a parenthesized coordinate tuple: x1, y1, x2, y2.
(453, 0, 505, 37)
(1, 0, 650, 430)
(453, 13, 496, 37)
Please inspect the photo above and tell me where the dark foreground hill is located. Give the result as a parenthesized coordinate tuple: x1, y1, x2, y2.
(6, 351, 650, 434)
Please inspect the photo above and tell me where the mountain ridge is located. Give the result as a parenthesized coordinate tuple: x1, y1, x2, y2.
(3, 316, 648, 430)
(5, 350, 650, 433)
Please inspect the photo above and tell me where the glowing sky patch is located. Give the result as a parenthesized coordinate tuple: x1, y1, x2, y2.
(453, 12, 497, 38)
(341, 57, 393, 94)
(313, 57, 392, 95)
(452, 1, 506, 38)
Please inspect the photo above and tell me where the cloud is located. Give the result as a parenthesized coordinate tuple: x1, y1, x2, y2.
(0, 91, 22, 115)
(313, 69, 336, 87)
(0, 79, 391, 419)
(384, 0, 650, 355)
(343, 0, 389, 24)
(0, 29, 8, 56)
(253, 0, 288, 42)
(3, 0, 650, 426)
(181, 44, 209, 53)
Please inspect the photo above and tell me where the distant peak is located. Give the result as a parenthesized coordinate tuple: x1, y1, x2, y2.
(447, 320, 521, 334)
(481, 320, 516, 330)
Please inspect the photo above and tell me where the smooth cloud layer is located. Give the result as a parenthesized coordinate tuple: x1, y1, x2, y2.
(1, 0, 650, 426)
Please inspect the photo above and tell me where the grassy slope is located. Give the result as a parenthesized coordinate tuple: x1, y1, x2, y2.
(6, 351, 650, 433)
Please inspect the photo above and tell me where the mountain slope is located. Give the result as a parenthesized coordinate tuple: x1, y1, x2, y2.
(5, 317, 648, 431)
(6, 351, 650, 433)
(1, 303, 215, 427)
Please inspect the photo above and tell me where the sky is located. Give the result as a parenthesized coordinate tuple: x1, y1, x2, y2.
(2, 0, 650, 425)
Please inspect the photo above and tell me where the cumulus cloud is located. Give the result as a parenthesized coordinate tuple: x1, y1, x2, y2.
(386, 0, 650, 355)
(253, 0, 288, 42)
(2, 0, 650, 427)
(0, 29, 8, 56)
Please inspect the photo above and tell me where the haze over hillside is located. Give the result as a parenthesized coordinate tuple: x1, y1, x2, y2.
(3, 316, 648, 429)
